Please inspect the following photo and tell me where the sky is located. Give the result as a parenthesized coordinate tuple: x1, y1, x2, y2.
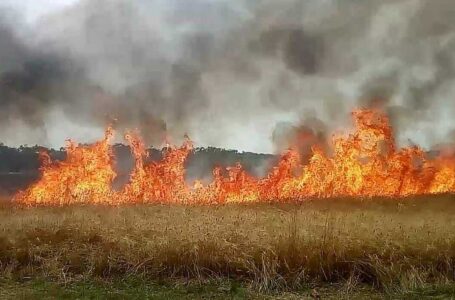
(1, 0, 77, 23)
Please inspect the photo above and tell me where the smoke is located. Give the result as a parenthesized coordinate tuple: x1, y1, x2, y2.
(1, 0, 455, 152)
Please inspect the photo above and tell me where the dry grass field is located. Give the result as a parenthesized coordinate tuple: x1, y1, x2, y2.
(1, 195, 455, 298)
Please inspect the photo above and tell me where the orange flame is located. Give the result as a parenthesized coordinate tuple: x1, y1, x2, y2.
(14, 127, 117, 205)
(14, 109, 455, 206)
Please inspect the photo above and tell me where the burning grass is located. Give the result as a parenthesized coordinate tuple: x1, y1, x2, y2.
(13, 109, 455, 206)
(1, 195, 455, 297)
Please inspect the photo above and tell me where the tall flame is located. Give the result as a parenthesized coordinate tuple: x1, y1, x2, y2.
(14, 127, 117, 205)
(14, 109, 455, 206)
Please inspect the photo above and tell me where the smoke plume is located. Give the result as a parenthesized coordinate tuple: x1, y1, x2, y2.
(1, 0, 455, 152)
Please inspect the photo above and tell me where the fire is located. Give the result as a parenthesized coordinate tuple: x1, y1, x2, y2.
(14, 127, 117, 205)
(14, 109, 455, 206)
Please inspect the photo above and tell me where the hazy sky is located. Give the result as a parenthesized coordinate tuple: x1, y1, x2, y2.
(1, 0, 77, 23)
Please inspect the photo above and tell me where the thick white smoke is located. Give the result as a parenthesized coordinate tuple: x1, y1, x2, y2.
(0, 0, 454, 153)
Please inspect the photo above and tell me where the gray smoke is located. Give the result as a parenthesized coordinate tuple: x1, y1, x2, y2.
(1, 0, 455, 152)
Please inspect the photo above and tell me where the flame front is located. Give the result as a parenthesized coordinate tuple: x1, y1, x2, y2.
(14, 127, 117, 205)
(14, 109, 455, 206)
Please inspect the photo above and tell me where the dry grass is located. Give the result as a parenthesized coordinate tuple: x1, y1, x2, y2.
(1, 195, 455, 296)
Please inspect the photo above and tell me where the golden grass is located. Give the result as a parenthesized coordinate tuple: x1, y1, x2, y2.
(1, 195, 455, 294)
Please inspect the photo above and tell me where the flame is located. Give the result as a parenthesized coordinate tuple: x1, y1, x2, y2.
(14, 109, 455, 206)
(14, 127, 117, 205)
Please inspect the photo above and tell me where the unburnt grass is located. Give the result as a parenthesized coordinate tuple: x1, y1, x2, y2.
(0, 195, 455, 298)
